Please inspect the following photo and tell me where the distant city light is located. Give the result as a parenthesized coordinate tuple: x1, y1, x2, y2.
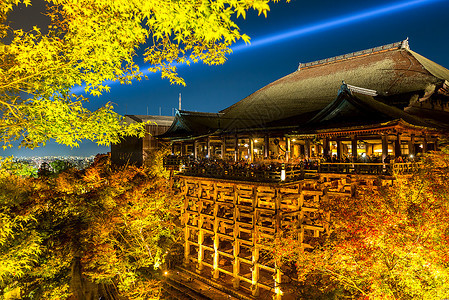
(4, 156, 96, 171)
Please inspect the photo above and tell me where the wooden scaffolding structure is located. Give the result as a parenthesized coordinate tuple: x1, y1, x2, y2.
(179, 174, 357, 299)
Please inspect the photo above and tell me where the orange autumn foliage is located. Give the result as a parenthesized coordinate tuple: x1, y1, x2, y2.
(268, 148, 449, 300)
(0, 152, 181, 300)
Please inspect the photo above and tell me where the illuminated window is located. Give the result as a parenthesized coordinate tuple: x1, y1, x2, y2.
(401, 144, 409, 155)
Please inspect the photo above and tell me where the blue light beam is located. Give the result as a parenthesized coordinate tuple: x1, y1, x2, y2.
(232, 0, 446, 51)
(71, 0, 446, 94)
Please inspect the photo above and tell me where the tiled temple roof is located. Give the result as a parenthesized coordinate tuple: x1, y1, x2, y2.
(220, 40, 449, 130)
(160, 40, 449, 140)
(306, 84, 431, 130)
(158, 110, 223, 140)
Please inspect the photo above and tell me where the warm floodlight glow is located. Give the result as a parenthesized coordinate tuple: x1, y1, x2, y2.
(374, 149, 393, 153)
(281, 169, 286, 181)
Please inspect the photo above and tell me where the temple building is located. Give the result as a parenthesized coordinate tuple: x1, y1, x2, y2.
(161, 40, 448, 165)
(111, 115, 174, 165)
(158, 40, 449, 299)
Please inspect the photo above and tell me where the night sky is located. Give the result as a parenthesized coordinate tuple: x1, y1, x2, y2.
(3, 0, 449, 157)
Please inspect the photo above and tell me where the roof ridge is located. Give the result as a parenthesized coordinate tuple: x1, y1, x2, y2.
(297, 39, 410, 71)
(129, 115, 174, 118)
(179, 110, 224, 116)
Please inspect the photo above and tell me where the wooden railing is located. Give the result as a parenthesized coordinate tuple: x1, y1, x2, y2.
(392, 162, 421, 175)
(319, 162, 420, 175)
(182, 164, 305, 182)
(164, 156, 421, 182)
(319, 162, 389, 175)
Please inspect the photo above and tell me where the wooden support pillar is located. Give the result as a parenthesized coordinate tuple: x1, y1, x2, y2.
(381, 134, 388, 163)
(286, 138, 291, 162)
(232, 185, 240, 289)
(250, 138, 254, 162)
(207, 137, 211, 158)
(213, 199, 219, 279)
(323, 137, 330, 157)
(395, 134, 401, 158)
(183, 187, 190, 266)
(304, 139, 311, 159)
(298, 183, 305, 245)
(180, 142, 185, 156)
(422, 135, 428, 153)
(409, 134, 415, 156)
(251, 246, 260, 297)
(194, 140, 198, 159)
(184, 226, 190, 265)
(274, 263, 282, 300)
(274, 188, 283, 298)
(264, 134, 269, 159)
(351, 135, 358, 162)
(197, 214, 204, 273)
(221, 136, 226, 159)
(234, 134, 239, 162)
(275, 188, 281, 234)
(336, 140, 342, 161)
(251, 187, 259, 296)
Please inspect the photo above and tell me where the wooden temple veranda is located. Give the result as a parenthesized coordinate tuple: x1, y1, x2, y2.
(156, 40, 449, 299)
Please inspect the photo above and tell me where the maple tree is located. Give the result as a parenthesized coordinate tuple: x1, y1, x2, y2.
(0, 150, 182, 299)
(268, 148, 449, 299)
(0, 0, 279, 150)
